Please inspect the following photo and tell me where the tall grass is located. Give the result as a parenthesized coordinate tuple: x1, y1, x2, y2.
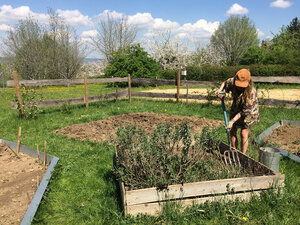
(0, 86, 299, 224)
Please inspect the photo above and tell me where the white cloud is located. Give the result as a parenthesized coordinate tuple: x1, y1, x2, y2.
(226, 3, 249, 16)
(128, 13, 154, 28)
(270, 0, 292, 8)
(128, 11, 218, 41)
(0, 5, 48, 24)
(97, 10, 125, 20)
(0, 5, 92, 27)
(81, 29, 98, 37)
(0, 23, 13, 31)
(257, 29, 265, 37)
(178, 19, 220, 39)
(56, 9, 92, 26)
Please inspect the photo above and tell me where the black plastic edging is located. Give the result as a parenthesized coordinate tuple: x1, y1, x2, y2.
(255, 120, 300, 164)
(0, 139, 59, 225)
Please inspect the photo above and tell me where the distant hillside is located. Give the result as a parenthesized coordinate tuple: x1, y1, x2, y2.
(84, 58, 104, 64)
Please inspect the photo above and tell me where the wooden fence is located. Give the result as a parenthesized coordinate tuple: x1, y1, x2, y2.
(10, 75, 300, 109)
(7, 76, 300, 87)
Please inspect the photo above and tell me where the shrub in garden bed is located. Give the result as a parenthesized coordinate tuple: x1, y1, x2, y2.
(114, 121, 251, 190)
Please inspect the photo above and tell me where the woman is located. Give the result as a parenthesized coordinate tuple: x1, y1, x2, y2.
(215, 69, 259, 154)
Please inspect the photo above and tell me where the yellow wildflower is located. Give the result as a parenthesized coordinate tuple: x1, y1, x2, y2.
(242, 217, 247, 221)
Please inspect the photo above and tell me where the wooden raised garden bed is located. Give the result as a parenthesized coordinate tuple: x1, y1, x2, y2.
(256, 120, 300, 163)
(115, 142, 285, 216)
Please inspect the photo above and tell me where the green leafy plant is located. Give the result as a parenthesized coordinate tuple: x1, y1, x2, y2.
(114, 121, 246, 190)
(60, 100, 72, 114)
(16, 86, 42, 119)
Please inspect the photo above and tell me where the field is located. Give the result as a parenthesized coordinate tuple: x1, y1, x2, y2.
(0, 83, 300, 224)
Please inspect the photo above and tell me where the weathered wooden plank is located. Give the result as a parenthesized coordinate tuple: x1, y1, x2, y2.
(7, 77, 128, 87)
(252, 76, 300, 84)
(131, 92, 207, 100)
(125, 174, 284, 206)
(131, 78, 218, 87)
(126, 190, 262, 216)
(11, 89, 128, 109)
(131, 78, 176, 86)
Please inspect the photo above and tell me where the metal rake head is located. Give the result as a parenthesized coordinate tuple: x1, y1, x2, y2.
(223, 149, 241, 167)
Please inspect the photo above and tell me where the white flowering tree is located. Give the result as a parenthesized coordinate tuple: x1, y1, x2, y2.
(191, 44, 225, 66)
(146, 29, 192, 70)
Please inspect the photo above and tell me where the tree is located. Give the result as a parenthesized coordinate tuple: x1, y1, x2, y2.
(104, 44, 160, 78)
(2, 10, 84, 80)
(46, 9, 84, 79)
(191, 44, 225, 66)
(239, 46, 265, 65)
(3, 18, 46, 79)
(210, 16, 259, 66)
(147, 29, 191, 70)
(91, 13, 138, 62)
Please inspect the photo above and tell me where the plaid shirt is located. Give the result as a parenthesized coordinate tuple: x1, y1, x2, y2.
(224, 78, 259, 128)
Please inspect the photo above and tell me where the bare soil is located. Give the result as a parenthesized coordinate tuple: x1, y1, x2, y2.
(0, 143, 45, 225)
(266, 125, 300, 156)
(54, 112, 224, 143)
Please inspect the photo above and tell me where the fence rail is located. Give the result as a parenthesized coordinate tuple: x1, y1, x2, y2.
(11, 90, 300, 109)
(7, 76, 300, 87)
(11, 89, 128, 109)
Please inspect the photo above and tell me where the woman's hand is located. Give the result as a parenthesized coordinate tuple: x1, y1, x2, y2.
(215, 89, 224, 99)
(225, 120, 234, 129)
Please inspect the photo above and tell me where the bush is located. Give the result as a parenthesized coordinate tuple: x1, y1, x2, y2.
(114, 122, 246, 190)
(104, 44, 160, 79)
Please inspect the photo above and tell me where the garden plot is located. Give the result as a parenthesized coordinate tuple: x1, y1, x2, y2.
(256, 120, 300, 163)
(114, 123, 285, 216)
(0, 143, 45, 225)
(54, 112, 224, 142)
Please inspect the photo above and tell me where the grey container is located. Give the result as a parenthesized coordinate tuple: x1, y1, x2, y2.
(259, 147, 280, 172)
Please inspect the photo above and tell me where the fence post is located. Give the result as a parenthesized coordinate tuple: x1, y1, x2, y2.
(186, 84, 189, 103)
(128, 74, 131, 103)
(177, 69, 181, 103)
(84, 73, 88, 109)
(13, 71, 24, 117)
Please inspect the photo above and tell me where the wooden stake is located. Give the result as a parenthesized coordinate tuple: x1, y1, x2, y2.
(84, 73, 88, 109)
(186, 84, 189, 103)
(128, 74, 132, 103)
(5, 145, 19, 158)
(13, 71, 24, 117)
(16, 127, 22, 154)
(43, 140, 47, 169)
(177, 69, 181, 103)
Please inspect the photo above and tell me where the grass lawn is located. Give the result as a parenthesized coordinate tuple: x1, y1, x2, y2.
(0, 85, 299, 224)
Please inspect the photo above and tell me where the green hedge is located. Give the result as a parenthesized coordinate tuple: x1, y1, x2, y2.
(160, 64, 300, 81)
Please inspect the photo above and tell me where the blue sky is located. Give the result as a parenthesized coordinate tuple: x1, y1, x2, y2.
(0, 0, 298, 58)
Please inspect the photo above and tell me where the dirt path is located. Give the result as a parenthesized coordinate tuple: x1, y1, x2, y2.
(54, 112, 224, 143)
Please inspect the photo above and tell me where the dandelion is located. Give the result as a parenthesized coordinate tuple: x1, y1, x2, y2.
(242, 217, 247, 221)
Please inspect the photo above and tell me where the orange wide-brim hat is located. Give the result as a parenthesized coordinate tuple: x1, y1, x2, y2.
(235, 69, 251, 88)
